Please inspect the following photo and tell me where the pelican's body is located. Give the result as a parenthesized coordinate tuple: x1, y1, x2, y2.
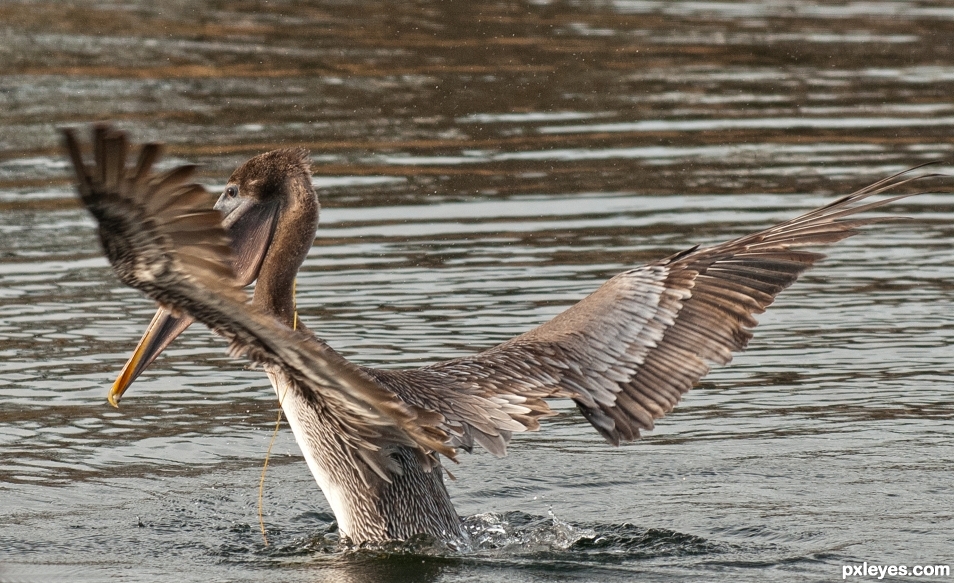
(269, 368, 464, 540)
(63, 125, 936, 544)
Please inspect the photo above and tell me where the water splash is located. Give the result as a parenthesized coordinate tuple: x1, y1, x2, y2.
(262, 510, 719, 562)
(462, 510, 597, 553)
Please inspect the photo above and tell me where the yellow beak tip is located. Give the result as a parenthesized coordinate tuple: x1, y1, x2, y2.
(107, 393, 121, 408)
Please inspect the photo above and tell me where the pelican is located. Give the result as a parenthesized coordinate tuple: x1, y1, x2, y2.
(63, 125, 935, 544)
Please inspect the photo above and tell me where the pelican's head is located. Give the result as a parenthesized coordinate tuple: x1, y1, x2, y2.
(216, 148, 318, 289)
(107, 148, 319, 407)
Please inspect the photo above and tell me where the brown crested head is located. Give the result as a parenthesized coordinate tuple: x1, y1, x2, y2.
(215, 146, 319, 325)
(227, 148, 312, 200)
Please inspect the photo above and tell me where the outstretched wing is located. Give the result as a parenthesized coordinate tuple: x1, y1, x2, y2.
(63, 125, 455, 478)
(372, 168, 939, 452)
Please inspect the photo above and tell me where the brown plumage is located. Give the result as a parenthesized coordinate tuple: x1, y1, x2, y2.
(63, 124, 939, 543)
(368, 174, 935, 450)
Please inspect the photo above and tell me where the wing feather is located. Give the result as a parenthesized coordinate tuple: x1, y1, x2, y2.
(63, 125, 455, 478)
(373, 167, 940, 449)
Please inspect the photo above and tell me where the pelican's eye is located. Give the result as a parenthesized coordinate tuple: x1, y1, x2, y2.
(225, 185, 239, 198)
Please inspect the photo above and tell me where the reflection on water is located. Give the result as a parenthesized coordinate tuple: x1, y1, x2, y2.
(1, 1, 953, 582)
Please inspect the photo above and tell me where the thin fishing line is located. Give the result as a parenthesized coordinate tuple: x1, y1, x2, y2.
(258, 279, 298, 546)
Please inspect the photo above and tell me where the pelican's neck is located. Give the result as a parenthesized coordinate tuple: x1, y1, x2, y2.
(252, 176, 319, 328)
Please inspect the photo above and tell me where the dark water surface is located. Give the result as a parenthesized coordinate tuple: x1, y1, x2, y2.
(1, 1, 954, 581)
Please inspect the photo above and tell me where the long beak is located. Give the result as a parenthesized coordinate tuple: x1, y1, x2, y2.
(108, 307, 194, 407)
(109, 195, 280, 405)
